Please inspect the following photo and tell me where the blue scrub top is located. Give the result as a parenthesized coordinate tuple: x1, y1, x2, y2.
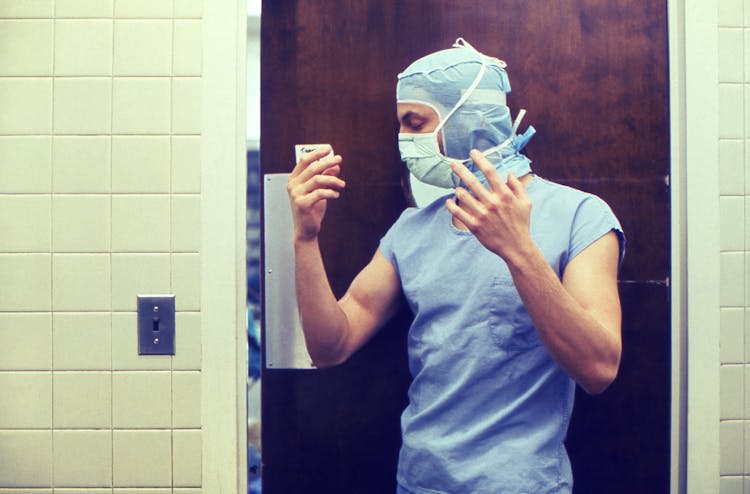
(379, 176, 624, 494)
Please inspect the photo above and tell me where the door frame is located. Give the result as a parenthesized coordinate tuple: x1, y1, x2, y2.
(201, 0, 248, 492)
(202, 0, 721, 491)
(669, 0, 720, 492)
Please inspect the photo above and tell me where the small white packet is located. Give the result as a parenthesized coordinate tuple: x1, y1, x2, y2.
(294, 144, 334, 164)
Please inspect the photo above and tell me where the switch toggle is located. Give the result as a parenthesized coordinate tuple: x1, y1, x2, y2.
(137, 295, 175, 355)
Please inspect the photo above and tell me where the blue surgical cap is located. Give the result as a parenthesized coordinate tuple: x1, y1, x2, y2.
(397, 39, 533, 168)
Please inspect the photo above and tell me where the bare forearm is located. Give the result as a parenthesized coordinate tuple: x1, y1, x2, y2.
(505, 245, 621, 394)
(294, 237, 350, 366)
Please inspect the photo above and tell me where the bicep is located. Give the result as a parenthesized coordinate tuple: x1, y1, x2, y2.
(562, 230, 622, 335)
(337, 249, 402, 357)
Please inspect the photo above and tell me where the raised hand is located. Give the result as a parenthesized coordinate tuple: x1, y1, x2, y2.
(445, 149, 534, 263)
(286, 146, 345, 242)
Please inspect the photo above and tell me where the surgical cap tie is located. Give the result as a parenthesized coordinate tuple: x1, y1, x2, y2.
(431, 39, 498, 136)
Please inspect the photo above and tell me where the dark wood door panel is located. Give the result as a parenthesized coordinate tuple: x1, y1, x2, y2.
(261, 2, 670, 493)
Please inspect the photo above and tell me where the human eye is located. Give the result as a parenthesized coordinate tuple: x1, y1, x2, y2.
(406, 116, 425, 132)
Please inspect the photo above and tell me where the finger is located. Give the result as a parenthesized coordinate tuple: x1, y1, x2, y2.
(453, 186, 487, 219)
(290, 176, 344, 208)
(505, 172, 528, 201)
(296, 187, 341, 209)
(293, 189, 341, 212)
(287, 169, 345, 204)
(301, 173, 346, 194)
(469, 149, 505, 192)
(290, 145, 334, 178)
(445, 197, 476, 230)
(321, 164, 342, 177)
(449, 161, 493, 203)
(295, 154, 343, 184)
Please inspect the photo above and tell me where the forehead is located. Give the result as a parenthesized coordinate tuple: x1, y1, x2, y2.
(396, 102, 440, 121)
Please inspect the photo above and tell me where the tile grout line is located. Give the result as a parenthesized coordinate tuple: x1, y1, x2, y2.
(109, 3, 116, 490)
(171, 3, 176, 490)
(743, 19, 748, 480)
(739, 7, 748, 489)
(50, 5, 57, 489)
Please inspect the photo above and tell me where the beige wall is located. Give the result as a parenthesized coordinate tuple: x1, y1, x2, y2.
(0, 0, 204, 491)
(718, 0, 750, 492)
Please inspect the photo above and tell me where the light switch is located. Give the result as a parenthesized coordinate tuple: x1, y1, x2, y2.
(137, 295, 175, 355)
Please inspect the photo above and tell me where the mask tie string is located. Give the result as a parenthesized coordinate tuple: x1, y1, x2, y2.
(477, 109, 528, 158)
(434, 38, 493, 135)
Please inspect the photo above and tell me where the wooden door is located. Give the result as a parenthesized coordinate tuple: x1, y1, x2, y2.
(260, 2, 670, 493)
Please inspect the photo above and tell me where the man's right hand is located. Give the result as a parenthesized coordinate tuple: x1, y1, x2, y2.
(286, 145, 345, 242)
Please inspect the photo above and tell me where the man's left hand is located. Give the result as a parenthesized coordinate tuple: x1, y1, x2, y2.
(445, 149, 535, 264)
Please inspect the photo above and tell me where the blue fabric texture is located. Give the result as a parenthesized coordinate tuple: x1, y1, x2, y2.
(380, 176, 624, 494)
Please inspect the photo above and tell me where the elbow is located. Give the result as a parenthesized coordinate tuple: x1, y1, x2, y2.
(580, 356, 621, 396)
(579, 336, 622, 395)
(310, 355, 347, 369)
(307, 345, 350, 369)
(303, 329, 351, 369)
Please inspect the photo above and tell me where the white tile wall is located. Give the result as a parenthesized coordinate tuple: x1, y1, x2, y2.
(720, 5, 750, 492)
(0, 136, 52, 193)
(52, 194, 111, 252)
(174, 0, 202, 19)
(0, 20, 53, 76)
(172, 77, 201, 134)
(171, 136, 201, 193)
(0, 431, 53, 487)
(0, 1, 54, 18)
(111, 254, 171, 310)
(0, 373, 52, 428)
(112, 371, 172, 428)
(0, 196, 51, 252)
(0, 314, 52, 370)
(173, 20, 202, 76)
(53, 136, 111, 193)
(114, 20, 172, 76)
(114, 0, 173, 19)
(0, 3, 203, 490)
(111, 195, 171, 251)
(0, 254, 52, 311)
(0, 78, 53, 134)
(53, 313, 111, 370)
(55, 0, 114, 18)
(113, 430, 173, 487)
(112, 136, 170, 193)
(53, 372, 112, 428)
(53, 430, 113, 487)
(54, 20, 113, 75)
(112, 78, 171, 133)
(54, 77, 112, 134)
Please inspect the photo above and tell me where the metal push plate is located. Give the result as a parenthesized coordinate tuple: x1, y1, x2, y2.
(263, 173, 315, 369)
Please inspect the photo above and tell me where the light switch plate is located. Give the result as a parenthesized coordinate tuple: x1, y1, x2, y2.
(137, 295, 175, 355)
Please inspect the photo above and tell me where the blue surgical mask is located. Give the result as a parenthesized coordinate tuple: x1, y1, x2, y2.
(398, 131, 463, 188)
(398, 110, 534, 189)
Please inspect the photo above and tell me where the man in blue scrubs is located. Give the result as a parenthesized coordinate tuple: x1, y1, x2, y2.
(286, 39, 624, 494)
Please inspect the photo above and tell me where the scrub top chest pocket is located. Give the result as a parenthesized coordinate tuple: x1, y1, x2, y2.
(488, 269, 541, 352)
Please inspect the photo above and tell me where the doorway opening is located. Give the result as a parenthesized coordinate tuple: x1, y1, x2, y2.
(246, 1, 262, 492)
